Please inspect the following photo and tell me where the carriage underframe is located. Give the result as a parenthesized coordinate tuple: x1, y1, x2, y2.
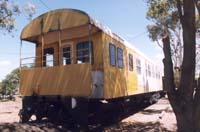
(19, 91, 165, 128)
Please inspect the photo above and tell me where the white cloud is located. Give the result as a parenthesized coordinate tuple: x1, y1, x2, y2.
(0, 59, 14, 81)
(126, 34, 135, 38)
(154, 52, 164, 70)
(0, 60, 11, 66)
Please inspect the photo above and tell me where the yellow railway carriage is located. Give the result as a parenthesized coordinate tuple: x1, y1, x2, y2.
(19, 9, 163, 125)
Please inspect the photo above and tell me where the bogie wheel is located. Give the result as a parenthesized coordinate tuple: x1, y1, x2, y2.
(19, 109, 32, 123)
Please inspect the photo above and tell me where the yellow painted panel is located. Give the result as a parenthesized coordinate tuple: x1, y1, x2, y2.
(102, 33, 128, 99)
(20, 64, 92, 96)
(21, 9, 89, 40)
(104, 67, 127, 98)
(127, 71, 138, 95)
(126, 48, 138, 95)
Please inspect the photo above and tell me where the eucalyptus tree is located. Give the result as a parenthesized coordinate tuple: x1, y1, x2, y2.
(146, 0, 181, 67)
(1, 68, 19, 96)
(0, 0, 36, 34)
(146, 0, 199, 132)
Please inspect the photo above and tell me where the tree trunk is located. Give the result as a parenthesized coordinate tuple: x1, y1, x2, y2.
(162, 0, 197, 132)
(176, 113, 195, 132)
(194, 78, 200, 131)
(177, 0, 196, 130)
(163, 35, 195, 132)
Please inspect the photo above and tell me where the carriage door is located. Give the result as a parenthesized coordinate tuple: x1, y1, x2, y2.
(62, 43, 73, 65)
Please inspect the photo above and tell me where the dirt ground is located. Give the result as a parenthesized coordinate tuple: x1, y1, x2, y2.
(0, 96, 177, 132)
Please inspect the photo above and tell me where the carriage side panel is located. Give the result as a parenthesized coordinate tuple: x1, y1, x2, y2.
(102, 33, 128, 99)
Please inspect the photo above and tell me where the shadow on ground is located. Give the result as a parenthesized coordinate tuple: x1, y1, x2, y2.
(141, 108, 174, 115)
(102, 122, 173, 132)
(0, 121, 174, 132)
(0, 100, 174, 132)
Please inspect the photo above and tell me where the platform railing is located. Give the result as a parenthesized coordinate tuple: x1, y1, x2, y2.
(20, 48, 91, 69)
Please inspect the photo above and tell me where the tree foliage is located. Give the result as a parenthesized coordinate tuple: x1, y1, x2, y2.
(0, 0, 36, 34)
(146, 0, 199, 132)
(146, 0, 183, 67)
(0, 68, 19, 95)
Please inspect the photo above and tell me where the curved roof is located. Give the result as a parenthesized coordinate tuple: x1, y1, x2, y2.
(21, 8, 155, 65)
(21, 8, 91, 40)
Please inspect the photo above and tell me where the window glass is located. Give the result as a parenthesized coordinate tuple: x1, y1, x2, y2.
(63, 47, 71, 65)
(158, 72, 161, 79)
(129, 54, 133, 71)
(76, 41, 92, 64)
(145, 63, 148, 76)
(109, 43, 116, 66)
(148, 64, 151, 77)
(117, 48, 123, 68)
(136, 59, 141, 74)
(152, 66, 155, 78)
(156, 68, 159, 79)
(43, 48, 54, 67)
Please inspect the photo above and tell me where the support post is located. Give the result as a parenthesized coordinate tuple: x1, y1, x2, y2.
(41, 35, 44, 67)
(88, 24, 92, 64)
(59, 30, 62, 65)
(19, 40, 22, 70)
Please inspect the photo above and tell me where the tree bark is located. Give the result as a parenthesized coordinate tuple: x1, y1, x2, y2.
(162, 0, 196, 132)
(162, 35, 193, 132)
(177, 0, 196, 130)
(194, 78, 200, 131)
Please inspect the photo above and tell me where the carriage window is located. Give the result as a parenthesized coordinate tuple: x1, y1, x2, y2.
(158, 72, 161, 79)
(136, 59, 141, 74)
(117, 48, 124, 68)
(109, 43, 116, 66)
(76, 41, 93, 64)
(156, 70, 159, 79)
(63, 47, 71, 65)
(43, 47, 54, 67)
(152, 66, 155, 78)
(129, 54, 133, 71)
(152, 66, 154, 78)
(148, 64, 151, 77)
(145, 63, 148, 76)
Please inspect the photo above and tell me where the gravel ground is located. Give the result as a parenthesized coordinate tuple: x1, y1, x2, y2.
(0, 96, 177, 132)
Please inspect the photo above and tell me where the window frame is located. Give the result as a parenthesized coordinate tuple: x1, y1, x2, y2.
(136, 58, 141, 74)
(129, 53, 133, 71)
(76, 41, 93, 64)
(117, 47, 124, 68)
(62, 46, 71, 65)
(109, 43, 116, 66)
(62, 42, 73, 65)
(148, 64, 151, 77)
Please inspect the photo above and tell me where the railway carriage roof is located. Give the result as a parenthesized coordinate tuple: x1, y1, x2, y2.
(21, 8, 154, 64)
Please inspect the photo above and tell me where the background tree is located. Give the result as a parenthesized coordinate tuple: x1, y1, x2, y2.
(0, 0, 36, 34)
(0, 82, 2, 93)
(1, 68, 19, 96)
(146, 0, 198, 132)
(146, 0, 181, 67)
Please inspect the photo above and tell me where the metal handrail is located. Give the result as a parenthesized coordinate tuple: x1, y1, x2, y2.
(20, 48, 91, 69)
(21, 48, 89, 61)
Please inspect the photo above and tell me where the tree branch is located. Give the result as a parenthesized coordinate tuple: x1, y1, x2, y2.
(156, 40, 163, 48)
(162, 35, 176, 93)
(162, 34, 181, 113)
(195, 0, 200, 15)
(177, 0, 184, 24)
(179, 0, 196, 97)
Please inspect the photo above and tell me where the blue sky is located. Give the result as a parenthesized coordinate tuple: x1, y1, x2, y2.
(0, 0, 163, 80)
